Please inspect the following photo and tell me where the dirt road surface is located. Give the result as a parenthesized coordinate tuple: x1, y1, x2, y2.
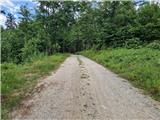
(12, 55, 160, 120)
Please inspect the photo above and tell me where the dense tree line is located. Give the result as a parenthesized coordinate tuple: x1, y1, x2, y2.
(1, 1, 160, 63)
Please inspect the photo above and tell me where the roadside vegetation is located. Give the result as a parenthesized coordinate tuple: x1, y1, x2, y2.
(1, 54, 68, 119)
(81, 48, 160, 101)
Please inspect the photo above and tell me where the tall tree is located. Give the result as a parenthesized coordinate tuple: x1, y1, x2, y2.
(5, 13, 16, 29)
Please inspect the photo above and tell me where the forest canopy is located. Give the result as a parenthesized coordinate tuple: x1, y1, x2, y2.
(1, 1, 160, 63)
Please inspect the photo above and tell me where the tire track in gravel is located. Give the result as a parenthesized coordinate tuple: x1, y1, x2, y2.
(79, 59, 98, 119)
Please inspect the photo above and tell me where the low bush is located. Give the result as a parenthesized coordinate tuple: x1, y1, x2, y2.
(124, 38, 142, 49)
(146, 41, 160, 50)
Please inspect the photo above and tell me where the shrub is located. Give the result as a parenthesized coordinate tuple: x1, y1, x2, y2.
(124, 38, 141, 49)
(21, 38, 40, 62)
(146, 41, 160, 50)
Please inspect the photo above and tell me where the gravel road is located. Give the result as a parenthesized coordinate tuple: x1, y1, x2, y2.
(12, 55, 160, 120)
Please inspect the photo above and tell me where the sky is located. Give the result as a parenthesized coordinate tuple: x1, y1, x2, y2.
(0, 0, 159, 27)
(0, 0, 38, 27)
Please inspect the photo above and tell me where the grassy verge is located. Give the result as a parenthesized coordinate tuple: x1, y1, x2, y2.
(80, 48, 160, 101)
(1, 53, 69, 119)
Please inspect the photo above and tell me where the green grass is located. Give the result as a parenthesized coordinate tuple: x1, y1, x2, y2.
(80, 48, 160, 101)
(1, 53, 69, 119)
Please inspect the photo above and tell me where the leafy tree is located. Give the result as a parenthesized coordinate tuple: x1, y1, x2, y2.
(1, 1, 160, 63)
(5, 13, 16, 29)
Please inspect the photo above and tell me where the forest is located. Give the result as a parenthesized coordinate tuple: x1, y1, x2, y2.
(1, 1, 160, 63)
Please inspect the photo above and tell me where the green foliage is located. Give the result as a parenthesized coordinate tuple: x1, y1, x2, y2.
(2, 1, 160, 63)
(1, 54, 68, 119)
(81, 48, 160, 101)
(146, 41, 160, 50)
(124, 38, 141, 49)
(52, 43, 61, 53)
(5, 13, 16, 29)
(21, 38, 40, 61)
(1, 29, 24, 63)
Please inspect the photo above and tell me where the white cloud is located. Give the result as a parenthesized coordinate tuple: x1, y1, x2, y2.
(0, 14, 6, 27)
(0, 0, 17, 14)
(0, 0, 14, 8)
(0, 0, 39, 27)
(0, 0, 20, 26)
